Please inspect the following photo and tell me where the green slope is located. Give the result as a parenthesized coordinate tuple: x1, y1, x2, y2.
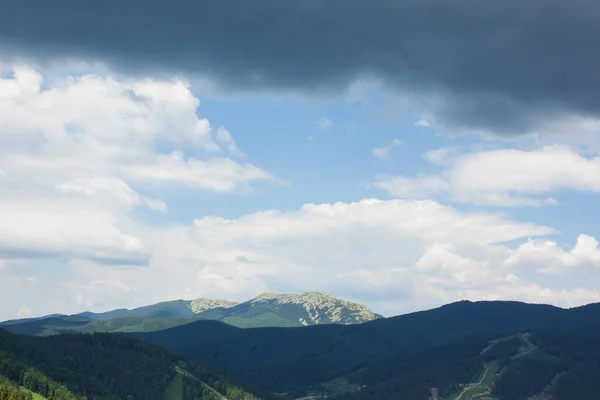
(128, 301, 600, 398)
(0, 315, 198, 336)
(165, 373, 184, 400)
(0, 329, 270, 400)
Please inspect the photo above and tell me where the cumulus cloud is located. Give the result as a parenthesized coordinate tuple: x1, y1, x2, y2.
(376, 145, 600, 206)
(2, 0, 600, 135)
(0, 195, 148, 263)
(1, 195, 599, 320)
(0, 64, 273, 264)
(121, 153, 271, 192)
(372, 138, 401, 158)
(505, 234, 600, 273)
(316, 118, 333, 131)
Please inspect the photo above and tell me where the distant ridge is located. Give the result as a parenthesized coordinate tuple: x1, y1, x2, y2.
(0, 291, 383, 333)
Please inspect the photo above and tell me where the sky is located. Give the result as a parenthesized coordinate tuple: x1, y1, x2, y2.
(1, 0, 600, 320)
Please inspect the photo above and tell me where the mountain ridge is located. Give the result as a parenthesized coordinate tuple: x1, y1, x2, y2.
(126, 299, 600, 397)
(3, 300, 600, 400)
(1, 291, 383, 332)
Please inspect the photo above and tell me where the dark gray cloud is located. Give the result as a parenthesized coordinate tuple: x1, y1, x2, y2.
(2, 0, 599, 134)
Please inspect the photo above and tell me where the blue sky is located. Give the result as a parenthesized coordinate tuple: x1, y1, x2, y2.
(1, 0, 600, 321)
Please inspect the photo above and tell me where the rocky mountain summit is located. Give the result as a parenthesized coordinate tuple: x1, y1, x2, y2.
(246, 291, 382, 325)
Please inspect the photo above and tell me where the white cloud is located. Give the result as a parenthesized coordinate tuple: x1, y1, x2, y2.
(122, 152, 271, 192)
(372, 147, 389, 158)
(505, 234, 600, 273)
(56, 176, 142, 209)
(422, 146, 460, 166)
(316, 117, 333, 130)
(375, 145, 600, 206)
(143, 198, 169, 214)
(0, 65, 271, 192)
(216, 127, 245, 157)
(374, 175, 449, 198)
(1, 196, 599, 320)
(372, 138, 402, 158)
(415, 119, 431, 127)
(0, 64, 273, 265)
(0, 64, 598, 322)
(0, 193, 148, 263)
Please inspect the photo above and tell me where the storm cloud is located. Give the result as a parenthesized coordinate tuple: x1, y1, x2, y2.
(2, 0, 600, 134)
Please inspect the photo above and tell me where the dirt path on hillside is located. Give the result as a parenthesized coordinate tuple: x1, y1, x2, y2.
(175, 366, 229, 400)
(456, 365, 489, 400)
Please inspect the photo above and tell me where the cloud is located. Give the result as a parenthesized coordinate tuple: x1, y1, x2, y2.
(415, 119, 432, 128)
(0, 64, 273, 264)
(0, 191, 149, 263)
(2, 0, 600, 135)
(316, 118, 333, 130)
(375, 145, 600, 206)
(216, 127, 245, 157)
(2, 196, 599, 320)
(422, 146, 460, 166)
(143, 198, 169, 214)
(121, 153, 272, 192)
(505, 234, 600, 273)
(372, 138, 402, 158)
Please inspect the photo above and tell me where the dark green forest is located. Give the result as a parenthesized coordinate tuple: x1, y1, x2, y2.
(128, 301, 600, 399)
(0, 329, 267, 400)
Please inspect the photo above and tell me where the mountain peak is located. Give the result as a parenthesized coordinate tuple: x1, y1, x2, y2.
(189, 298, 239, 313)
(251, 290, 333, 302)
(248, 291, 381, 325)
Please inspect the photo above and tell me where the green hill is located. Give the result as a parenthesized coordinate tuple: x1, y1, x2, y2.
(0, 328, 269, 400)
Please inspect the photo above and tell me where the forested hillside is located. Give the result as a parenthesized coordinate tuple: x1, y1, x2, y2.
(0, 329, 267, 400)
(128, 301, 600, 399)
(0, 380, 35, 400)
(4, 301, 600, 400)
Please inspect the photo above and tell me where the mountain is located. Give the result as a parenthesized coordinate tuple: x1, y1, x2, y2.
(0, 328, 270, 400)
(1, 314, 198, 336)
(201, 291, 383, 328)
(127, 300, 600, 399)
(0, 314, 65, 326)
(1, 291, 383, 333)
(80, 291, 381, 327)
(4, 300, 600, 400)
(79, 299, 208, 320)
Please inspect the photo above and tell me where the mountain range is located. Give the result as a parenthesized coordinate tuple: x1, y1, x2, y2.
(127, 300, 600, 399)
(0, 291, 383, 335)
(3, 297, 600, 400)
